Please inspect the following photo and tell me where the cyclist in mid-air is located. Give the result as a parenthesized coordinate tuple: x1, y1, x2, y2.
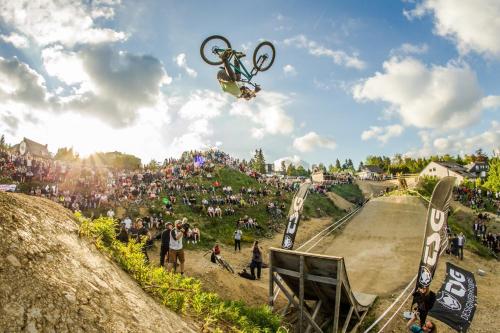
(200, 35, 275, 101)
(217, 50, 260, 100)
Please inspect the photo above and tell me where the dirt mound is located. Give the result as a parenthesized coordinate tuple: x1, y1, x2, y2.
(355, 179, 397, 199)
(314, 195, 427, 296)
(326, 192, 355, 211)
(0, 192, 195, 333)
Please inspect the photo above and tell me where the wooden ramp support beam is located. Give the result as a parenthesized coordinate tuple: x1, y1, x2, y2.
(269, 248, 377, 333)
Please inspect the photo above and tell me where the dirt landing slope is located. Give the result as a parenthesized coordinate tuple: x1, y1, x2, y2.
(314, 195, 426, 296)
(355, 180, 397, 199)
(0, 193, 195, 333)
(327, 192, 355, 211)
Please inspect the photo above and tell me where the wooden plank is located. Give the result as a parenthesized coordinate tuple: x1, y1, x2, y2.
(342, 306, 354, 333)
(270, 247, 344, 261)
(269, 252, 274, 309)
(274, 267, 338, 285)
(333, 260, 342, 333)
(299, 255, 305, 333)
(305, 300, 322, 333)
(274, 276, 324, 333)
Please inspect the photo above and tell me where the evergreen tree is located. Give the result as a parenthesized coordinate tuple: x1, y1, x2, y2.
(280, 160, 287, 174)
(357, 161, 364, 172)
(287, 164, 296, 176)
(251, 149, 266, 174)
(335, 159, 341, 170)
(0, 134, 6, 150)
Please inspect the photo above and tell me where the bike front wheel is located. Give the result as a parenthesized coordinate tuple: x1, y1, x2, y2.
(200, 35, 232, 65)
(253, 41, 276, 72)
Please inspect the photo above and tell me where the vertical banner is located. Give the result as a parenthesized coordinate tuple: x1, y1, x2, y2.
(416, 176, 455, 290)
(429, 263, 477, 332)
(281, 182, 311, 249)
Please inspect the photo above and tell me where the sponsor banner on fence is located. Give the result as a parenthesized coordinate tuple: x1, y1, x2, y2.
(429, 262, 477, 332)
(0, 184, 17, 192)
(415, 176, 455, 290)
(281, 182, 311, 250)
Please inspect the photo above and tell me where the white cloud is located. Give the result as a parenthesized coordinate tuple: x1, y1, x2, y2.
(391, 43, 429, 56)
(175, 53, 198, 78)
(0, 56, 49, 108)
(0, 33, 29, 48)
(352, 57, 498, 129)
(404, 0, 500, 58)
(405, 122, 500, 157)
(0, 0, 126, 47)
(361, 124, 404, 143)
(274, 155, 310, 171)
(42, 46, 90, 86)
(229, 91, 294, 139)
(178, 90, 228, 120)
(62, 46, 172, 127)
(283, 35, 365, 70)
(432, 121, 500, 153)
(293, 132, 336, 152)
(283, 64, 297, 76)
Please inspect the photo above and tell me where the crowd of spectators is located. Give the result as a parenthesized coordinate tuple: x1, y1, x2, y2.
(454, 185, 500, 215)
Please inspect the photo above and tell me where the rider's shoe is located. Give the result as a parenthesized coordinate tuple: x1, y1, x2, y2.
(235, 51, 246, 58)
(254, 85, 261, 93)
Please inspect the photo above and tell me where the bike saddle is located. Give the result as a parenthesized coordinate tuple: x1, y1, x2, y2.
(234, 51, 246, 58)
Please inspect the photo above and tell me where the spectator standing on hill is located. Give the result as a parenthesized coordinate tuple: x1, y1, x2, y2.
(457, 232, 466, 260)
(234, 227, 242, 252)
(250, 241, 263, 280)
(107, 208, 115, 219)
(168, 221, 185, 275)
(160, 222, 173, 267)
(136, 220, 150, 263)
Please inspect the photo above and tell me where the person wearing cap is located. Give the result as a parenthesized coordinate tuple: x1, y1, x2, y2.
(168, 220, 185, 274)
(160, 222, 173, 267)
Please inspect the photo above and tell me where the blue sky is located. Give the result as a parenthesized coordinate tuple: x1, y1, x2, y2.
(0, 0, 499, 167)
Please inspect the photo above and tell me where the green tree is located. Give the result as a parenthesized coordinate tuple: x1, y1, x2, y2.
(357, 161, 364, 172)
(251, 149, 266, 174)
(0, 134, 6, 151)
(287, 164, 296, 176)
(146, 159, 160, 171)
(484, 158, 500, 191)
(280, 160, 287, 174)
(54, 147, 79, 161)
(335, 159, 341, 170)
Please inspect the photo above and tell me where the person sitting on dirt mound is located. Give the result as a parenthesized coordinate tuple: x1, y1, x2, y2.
(238, 268, 255, 280)
(412, 286, 436, 327)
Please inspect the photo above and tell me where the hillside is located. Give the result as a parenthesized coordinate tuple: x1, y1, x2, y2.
(0, 192, 195, 333)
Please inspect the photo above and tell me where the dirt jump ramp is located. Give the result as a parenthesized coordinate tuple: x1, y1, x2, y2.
(0, 192, 195, 333)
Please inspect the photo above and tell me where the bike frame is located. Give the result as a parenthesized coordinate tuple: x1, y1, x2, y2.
(214, 48, 266, 87)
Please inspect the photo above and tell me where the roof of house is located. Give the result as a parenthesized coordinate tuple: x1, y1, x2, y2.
(11, 137, 51, 158)
(361, 165, 385, 174)
(432, 161, 475, 178)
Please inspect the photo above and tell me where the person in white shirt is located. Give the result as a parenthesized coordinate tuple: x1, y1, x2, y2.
(123, 216, 132, 230)
(234, 228, 242, 252)
(168, 221, 185, 275)
(457, 232, 466, 260)
(107, 209, 115, 219)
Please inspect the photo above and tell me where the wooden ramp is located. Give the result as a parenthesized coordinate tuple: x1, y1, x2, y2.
(269, 248, 376, 333)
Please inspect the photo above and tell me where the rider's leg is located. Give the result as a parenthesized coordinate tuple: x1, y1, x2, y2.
(233, 58, 241, 81)
(221, 51, 237, 82)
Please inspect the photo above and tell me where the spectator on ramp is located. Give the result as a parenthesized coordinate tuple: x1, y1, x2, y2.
(406, 312, 436, 332)
(250, 241, 263, 280)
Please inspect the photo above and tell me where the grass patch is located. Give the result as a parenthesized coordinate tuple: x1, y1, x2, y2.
(77, 213, 283, 332)
(329, 184, 364, 204)
(303, 193, 344, 219)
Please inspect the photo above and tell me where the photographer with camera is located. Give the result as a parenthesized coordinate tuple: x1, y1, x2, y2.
(167, 220, 186, 275)
(413, 286, 436, 327)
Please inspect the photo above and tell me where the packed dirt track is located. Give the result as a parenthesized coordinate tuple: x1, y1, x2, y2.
(314, 195, 427, 296)
(0, 192, 195, 333)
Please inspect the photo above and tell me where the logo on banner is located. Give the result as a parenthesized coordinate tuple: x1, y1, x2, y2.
(437, 291, 462, 311)
(283, 236, 293, 249)
(419, 266, 432, 287)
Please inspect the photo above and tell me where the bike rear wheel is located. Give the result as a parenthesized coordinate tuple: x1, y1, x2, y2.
(253, 41, 276, 72)
(200, 35, 231, 66)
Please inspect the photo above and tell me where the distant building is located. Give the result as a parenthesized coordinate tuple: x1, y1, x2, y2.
(419, 161, 475, 184)
(11, 137, 51, 159)
(357, 165, 385, 180)
(465, 161, 489, 179)
(265, 163, 275, 174)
